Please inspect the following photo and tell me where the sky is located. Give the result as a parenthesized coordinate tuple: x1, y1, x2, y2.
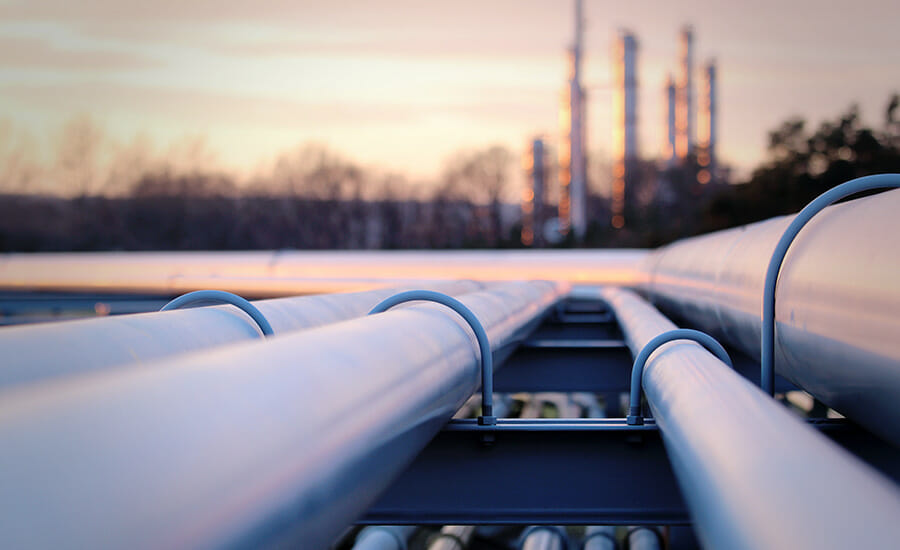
(0, 0, 898, 193)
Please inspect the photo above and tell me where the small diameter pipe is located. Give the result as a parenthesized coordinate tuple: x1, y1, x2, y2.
(625, 527, 660, 550)
(520, 526, 568, 550)
(427, 526, 476, 550)
(353, 526, 416, 550)
(583, 526, 617, 550)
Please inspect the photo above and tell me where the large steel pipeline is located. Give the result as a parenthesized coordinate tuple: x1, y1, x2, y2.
(602, 287, 900, 549)
(0, 249, 646, 295)
(639, 189, 900, 445)
(0, 280, 566, 549)
(0, 280, 485, 391)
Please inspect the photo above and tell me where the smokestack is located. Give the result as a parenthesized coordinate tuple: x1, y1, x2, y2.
(676, 25, 694, 159)
(559, 0, 587, 240)
(611, 29, 638, 229)
(697, 59, 717, 183)
(663, 74, 677, 166)
(521, 138, 545, 246)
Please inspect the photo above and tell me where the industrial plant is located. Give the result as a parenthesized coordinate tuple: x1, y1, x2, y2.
(523, 4, 721, 243)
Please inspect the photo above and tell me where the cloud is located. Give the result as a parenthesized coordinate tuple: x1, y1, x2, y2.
(0, 35, 160, 71)
(0, 81, 424, 128)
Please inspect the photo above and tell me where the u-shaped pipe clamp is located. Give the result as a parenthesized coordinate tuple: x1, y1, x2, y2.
(369, 290, 496, 425)
(627, 328, 732, 425)
(161, 290, 274, 337)
(761, 173, 900, 396)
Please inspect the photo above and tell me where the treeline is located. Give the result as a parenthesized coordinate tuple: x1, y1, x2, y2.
(1, 97, 898, 251)
(0, 184, 521, 252)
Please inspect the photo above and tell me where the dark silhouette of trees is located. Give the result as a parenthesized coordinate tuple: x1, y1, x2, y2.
(699, 97, 900, 233)
(1, 100, 898, 252)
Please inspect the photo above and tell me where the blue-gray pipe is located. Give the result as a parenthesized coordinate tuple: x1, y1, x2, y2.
(353, 526, 416, 550)
(602, 287, 900, 549)
(0, 281, 566, 549)
(0, 281, 485, 391)
(640, 186, 900, 445)
(760, 174, 900, 395)
(582, 526, 616, 550)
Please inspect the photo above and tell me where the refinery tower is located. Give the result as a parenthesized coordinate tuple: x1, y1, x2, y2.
(558, 0, 587, 240)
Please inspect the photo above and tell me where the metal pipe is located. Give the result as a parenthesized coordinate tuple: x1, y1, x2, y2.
(520, 526, 568, 550)
(0, 281, 566, 549)
(0, 280, 484, 391)
(161, 289, 274, 336)
(0, 250, 646, 295)
(625, 527, 659, 550)
(583, 526, 616, 550)
(640, 188, 900, 445)
(427, 525, 476, 550)
(369, 290, 495, 424)
(627, 329, 732, 425)
(602, 287, 900, 549)
(760, 174, 900, 395)
(353, 526, 416, 550)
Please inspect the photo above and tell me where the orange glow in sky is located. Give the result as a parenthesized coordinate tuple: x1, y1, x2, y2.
(0, 0, 897, 192)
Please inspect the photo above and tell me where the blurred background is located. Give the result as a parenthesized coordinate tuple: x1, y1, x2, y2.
(1, 0, 898, 251)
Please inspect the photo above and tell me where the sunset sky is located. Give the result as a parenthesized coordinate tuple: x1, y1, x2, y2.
(1, 0, 898, 192)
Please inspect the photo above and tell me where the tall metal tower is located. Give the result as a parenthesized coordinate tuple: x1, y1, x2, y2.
(697, 59, 717, 184)
(663, 73, 677, 166)
(521, 138, 546, 247)
(611, 29, 638, 229)
(675, 26, 694, 160)
(559, 0, 587, 240)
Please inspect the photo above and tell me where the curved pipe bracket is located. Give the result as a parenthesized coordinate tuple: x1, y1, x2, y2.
(369, 290, 495, 425)
(761, 174, 900, 396)
(628, 328, 732, 425)
(517, 526, 569, 550)
(161, 290, 274, 337)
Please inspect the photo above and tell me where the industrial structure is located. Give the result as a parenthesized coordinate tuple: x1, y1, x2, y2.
(558, 0, 588, 240)
(521, 138, 547, 247)
(697, 60, 717, 183)
(611, 30, 639, 229)
(0, 177, 898, 549)
(662, 74, 677, 167)
(675, 26, 695, 160)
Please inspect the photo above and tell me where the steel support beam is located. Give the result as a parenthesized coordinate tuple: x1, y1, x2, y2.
(0, 281, 485, 391)
(362, 420, 687, 525)
(639, 189, 900, 445)
(602, 287, 900, 549)
(0, 281, 566, 549)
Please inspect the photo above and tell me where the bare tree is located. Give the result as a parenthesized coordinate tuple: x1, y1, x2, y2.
(55, 115, 105, 196)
